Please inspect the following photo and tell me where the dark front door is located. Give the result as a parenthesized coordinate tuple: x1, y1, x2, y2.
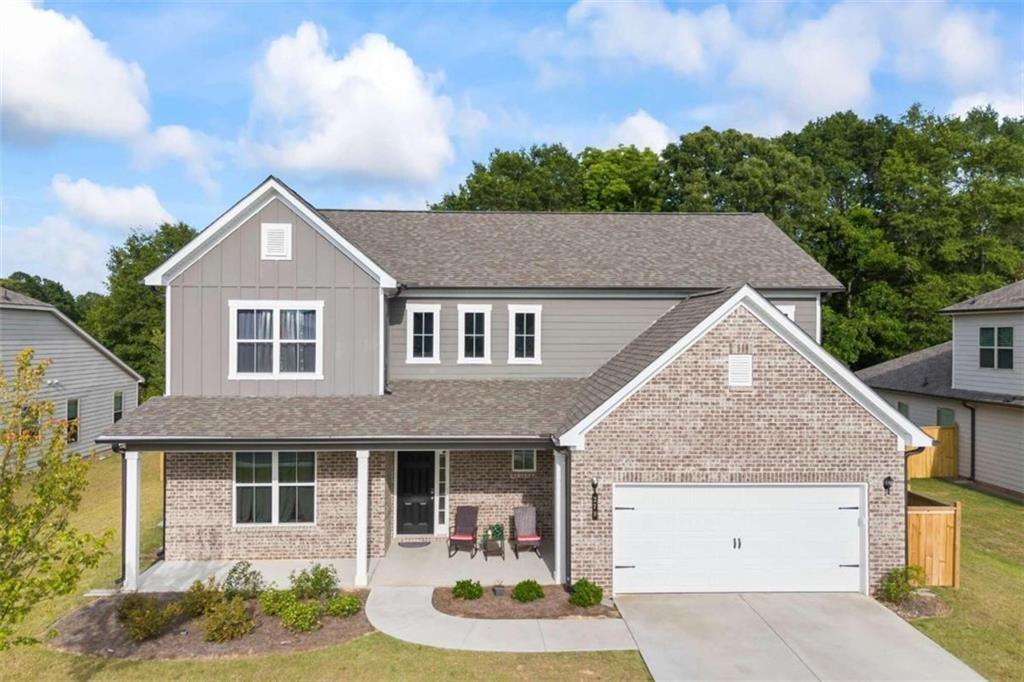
(397, 451, 434, 535)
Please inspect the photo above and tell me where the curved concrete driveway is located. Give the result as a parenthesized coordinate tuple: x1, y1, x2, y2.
(366, 586, 636, 652)
(616, 593, 981, 681)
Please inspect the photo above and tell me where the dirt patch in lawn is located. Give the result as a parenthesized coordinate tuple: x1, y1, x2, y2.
(432, 585, 619, 619)
(884, 592, 951, 620)
(50, 591, 372, 660)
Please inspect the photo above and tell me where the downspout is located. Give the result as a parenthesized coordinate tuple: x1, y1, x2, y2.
(961, 401, 976, 480)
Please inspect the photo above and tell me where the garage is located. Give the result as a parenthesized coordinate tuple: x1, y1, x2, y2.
(612, 484, 867, 594)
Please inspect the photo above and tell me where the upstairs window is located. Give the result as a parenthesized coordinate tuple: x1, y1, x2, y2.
(508, 305, 542, 364)
(897, 401, 910, 418)
(457, 304, 491, 364)
(937, 408, 956, 426)
(66, 398, 79, 443)
(980, 327, 1014, 369)
(113, 391, 124, 422)
(406, 304, 440, 364)
(229, 301, 324, 380)
(260, 223, 292, 260)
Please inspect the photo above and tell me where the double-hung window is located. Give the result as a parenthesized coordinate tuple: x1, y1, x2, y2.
(980, 327, 1014, 369)
(457, 304, 491, 364)
(113, 391, 123, 423)
(235, 452, 316, 525)
(406, 304, 440, 363)
(508, 305, 542, 364)
(229, 300, 324, 379)
(512, 449, 536, 472)
(66, 398, 79, 443)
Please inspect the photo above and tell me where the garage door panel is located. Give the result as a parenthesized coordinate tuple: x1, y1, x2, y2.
(613, 484, 864, 594)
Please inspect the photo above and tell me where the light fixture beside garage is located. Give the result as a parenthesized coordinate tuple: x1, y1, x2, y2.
(591, 478, 599, 519)
(883, 476, 894, 495)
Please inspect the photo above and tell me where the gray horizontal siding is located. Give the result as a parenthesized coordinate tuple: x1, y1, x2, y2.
(0, 307, 139, 459)
(875, 389, 974, 477)
(952, 313, 1024, 395)
(169, 198, 380, 397)
(767, 298, 818, 340)
(974, 404, 1024, 494)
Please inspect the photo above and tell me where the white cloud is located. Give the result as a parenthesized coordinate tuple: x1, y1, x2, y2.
(52, 176, 173, 230)
(607, 110, 673, 151)
(134, 125, 220, 194)
(1, 216, 110, 294)
(0, 0, 149, 140)
(245, 23, 456, 182)
(949, 90, 1024, 120)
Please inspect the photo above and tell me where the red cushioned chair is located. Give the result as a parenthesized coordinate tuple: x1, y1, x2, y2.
(512, 505, 541, 559)
(448, 505, 479, 558)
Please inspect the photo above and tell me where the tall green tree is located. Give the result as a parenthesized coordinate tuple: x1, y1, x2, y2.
(85, 223, 196, 399)
(0, 272, 90, 323)
(580, 146, 663, 211)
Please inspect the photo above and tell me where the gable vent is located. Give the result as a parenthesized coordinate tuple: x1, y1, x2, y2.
(261, 223, 292, 260)
(728, 354, 753, 387)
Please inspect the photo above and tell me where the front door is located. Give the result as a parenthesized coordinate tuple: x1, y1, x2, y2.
(397, 452, 434, 535)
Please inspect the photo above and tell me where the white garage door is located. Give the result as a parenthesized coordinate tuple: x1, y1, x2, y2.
(612, 484, 865, 593)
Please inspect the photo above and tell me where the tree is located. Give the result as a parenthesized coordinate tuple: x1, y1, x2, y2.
(580, 146, 663, 211)
(85, 223, 196, 398)
(0, 272, 89, 323)
(0, 349, 108, 648)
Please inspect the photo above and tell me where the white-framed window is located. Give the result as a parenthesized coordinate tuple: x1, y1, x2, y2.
(435, 451, 449, 534)
(728, 354, 753, 387)
(512, 449, 536, 472)
(228, 300, 325, 380)
(234, 451, 316, 525)
(113, 391, 124, 422)
(980, 326, 1014, 369)
(508, 304, 542, 364)
(457, 304, 491, 364)
(260, 223, 292, 260)
(775, 304, 796, 322)
(406, 303, 441, 364)
(66, 398, 79, 443)
(937, 408, 956, 427)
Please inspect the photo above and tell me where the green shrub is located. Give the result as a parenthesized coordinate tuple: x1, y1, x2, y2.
(259, 588, 297, 616)
(181, 577, 224, 618)
(202, 596, 255, 642)
(569, 578, 603, 608)
(511, 579, 545, 603)
(116, 594, 180, 641)
(452, 579, 483, 600)
(223, 561, 265, 600)
(325, 593, 361, 618)
(290, 563, 338, 601)
(279, 599, 322, 632)
(880, 566, 925, 604)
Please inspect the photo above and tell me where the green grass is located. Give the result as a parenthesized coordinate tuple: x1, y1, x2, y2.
(907, 479, 1024, 682)
(6, 454, 649, 681)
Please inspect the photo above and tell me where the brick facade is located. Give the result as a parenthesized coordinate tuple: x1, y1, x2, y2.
(569, 306, 904, 594)
(164, 450, 390, 560)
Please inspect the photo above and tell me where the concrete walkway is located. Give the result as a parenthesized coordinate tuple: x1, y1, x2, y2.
(366, 586, 637, 652)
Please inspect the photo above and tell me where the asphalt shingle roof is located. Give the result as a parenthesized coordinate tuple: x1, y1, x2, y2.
(941, 280, 1024, 314)
(317, 209, 842, 290)
(0, 288, 51, 307)
(857, 342, 1023, 407)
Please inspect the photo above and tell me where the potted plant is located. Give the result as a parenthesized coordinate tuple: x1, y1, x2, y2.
(492, 579, 505, 597)
(482, 523, 505, 559)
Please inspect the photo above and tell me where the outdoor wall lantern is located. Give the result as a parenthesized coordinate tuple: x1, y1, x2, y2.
(591, 478, 599, 520)
(883, 476, 894, 495)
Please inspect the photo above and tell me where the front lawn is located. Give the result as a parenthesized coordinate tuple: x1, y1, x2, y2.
(7, 453, 649, 681)
(907, 478, 1024, 681)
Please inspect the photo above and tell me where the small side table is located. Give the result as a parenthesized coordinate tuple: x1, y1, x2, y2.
(481, 537, 505, 561)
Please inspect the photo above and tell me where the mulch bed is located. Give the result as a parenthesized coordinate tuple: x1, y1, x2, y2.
(432, 585, 619, 619)
(50, 590, 372, 660)
(884, 591, 951, 620)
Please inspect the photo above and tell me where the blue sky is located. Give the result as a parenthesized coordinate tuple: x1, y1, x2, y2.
(2, 0, 1021, 294)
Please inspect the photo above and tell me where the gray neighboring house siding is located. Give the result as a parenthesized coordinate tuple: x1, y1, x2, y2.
(0, 305, 140, 460)
(168, 198, 381, 397)
(951, 312, 1024, 395)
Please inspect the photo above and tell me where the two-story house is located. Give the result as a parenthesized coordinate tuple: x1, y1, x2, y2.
(859, 281, 1024, 497)
(0, 288, 143, 463)
(99, 176, 930, 596)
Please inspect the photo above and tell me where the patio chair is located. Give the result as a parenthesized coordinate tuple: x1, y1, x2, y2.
(512, 505, 541, 559)
(448, 505, 478, 558)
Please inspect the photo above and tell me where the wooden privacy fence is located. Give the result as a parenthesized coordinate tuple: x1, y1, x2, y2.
(907, 491, 961, 587)
(907, 425, 958, 479)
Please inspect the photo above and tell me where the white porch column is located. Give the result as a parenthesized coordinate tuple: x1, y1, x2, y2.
(123, 451, 141, 592)
(553, 450, 567, 584)
(355, 450, 370, 587)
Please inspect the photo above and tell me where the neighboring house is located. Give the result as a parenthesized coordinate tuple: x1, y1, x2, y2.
(99, 176, 930, 595)
(859, 281, 1024, 496)
(0, 288, 143, 461)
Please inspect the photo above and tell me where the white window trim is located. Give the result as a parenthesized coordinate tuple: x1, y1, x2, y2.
(406, 303, 441, 364)
(260, 222, 292, 260)
(228, 300, 325, 380)
(112, 391, 124, 423)
(232, 451, 318, 528)
(512, 448, 537, 472)
(775, 304, 796, 322)
(66, 398, 80, 444)
(507, 304, 542, 365)
(457, 304, 492, 364)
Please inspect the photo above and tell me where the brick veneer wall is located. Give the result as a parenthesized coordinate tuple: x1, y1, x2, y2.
(447, 450, 554, 540)
(569, 306, 904, 594)
(165, 450, 390, 560)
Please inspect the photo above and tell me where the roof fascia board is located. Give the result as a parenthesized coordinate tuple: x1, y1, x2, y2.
(939, 308, 1024, 316)
(1, 303, 144, 382)
(145, 178, 397, 288)
(399, 287, 836, 300)
(558, 285, 932, 449)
